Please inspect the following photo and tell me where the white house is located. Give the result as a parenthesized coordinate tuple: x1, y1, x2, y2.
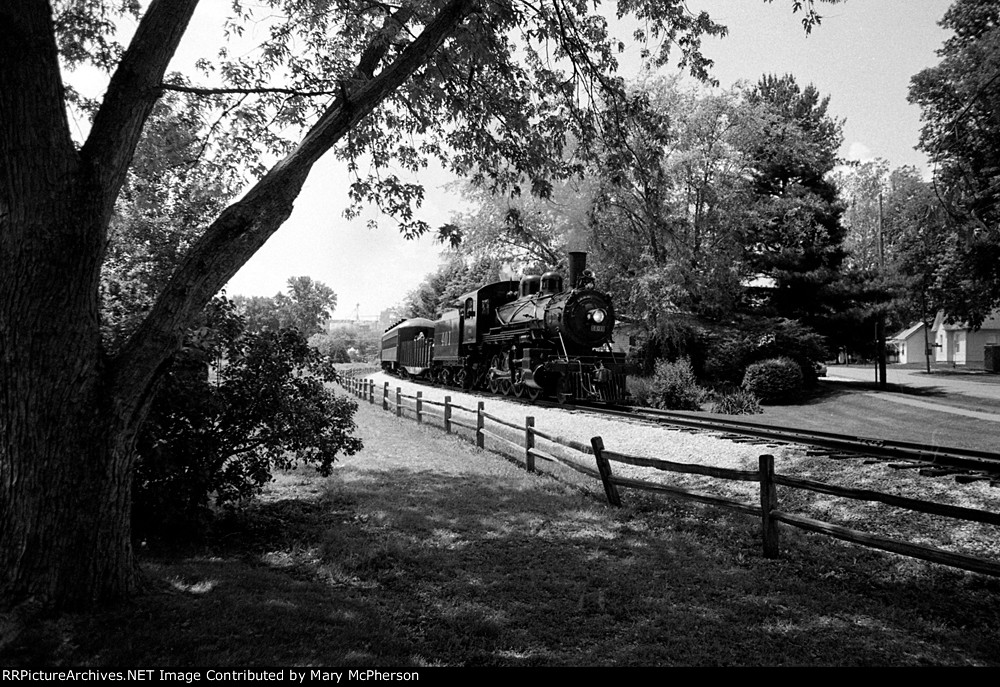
(888, 321, 930, 364)
(932, 310, 1000, 366)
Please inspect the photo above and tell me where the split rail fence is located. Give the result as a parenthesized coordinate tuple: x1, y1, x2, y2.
(339, 370, 1000, 579)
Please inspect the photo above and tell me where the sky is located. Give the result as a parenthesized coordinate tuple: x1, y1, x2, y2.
(188, 1, 956, 320)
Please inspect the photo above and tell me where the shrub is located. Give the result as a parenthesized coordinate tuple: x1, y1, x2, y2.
(742, 357, 804, 404)
(710, 389, 763, 415)
(133, 298, 363, 539)
(643, 357, 706, 411)
(626, 375, 655, 407)
(701, 317, 828, 388)
(627, 320, 707, 376)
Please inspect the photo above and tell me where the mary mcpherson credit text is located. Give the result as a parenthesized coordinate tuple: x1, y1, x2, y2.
(2, 671, 420, 682)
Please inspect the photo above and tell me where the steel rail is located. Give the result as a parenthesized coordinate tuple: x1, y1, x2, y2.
(596, 405, 1000, 475)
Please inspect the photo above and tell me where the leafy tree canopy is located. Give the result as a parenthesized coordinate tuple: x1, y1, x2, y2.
(909, 0, 1000, 323)
(233, 276, 337, 337)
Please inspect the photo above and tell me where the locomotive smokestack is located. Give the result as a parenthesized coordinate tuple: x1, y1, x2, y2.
(568, 251, 587, 290)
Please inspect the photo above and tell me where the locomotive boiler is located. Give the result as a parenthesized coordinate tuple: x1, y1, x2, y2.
(380, 251, 628, 404)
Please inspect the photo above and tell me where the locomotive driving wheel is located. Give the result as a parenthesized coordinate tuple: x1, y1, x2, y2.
(513, 380, 526, 398)
(489, 354, 507, 394)
(514, 381, 541, 401)
(513, 370, 533, 400)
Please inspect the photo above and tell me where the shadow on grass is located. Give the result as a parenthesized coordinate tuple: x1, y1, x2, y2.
(811, 379, 950, 401)
(7, 462, 1000, 667)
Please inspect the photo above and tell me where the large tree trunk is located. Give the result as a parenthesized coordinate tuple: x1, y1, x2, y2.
(0, 381, 138, 607)
(0, 194, 141, 607)
(0, 146, 140, 607)
(0, 1, 193, 609)
(1, 0, 476, 610)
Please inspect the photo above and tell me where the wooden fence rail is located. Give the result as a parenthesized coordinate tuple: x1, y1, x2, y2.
(339, 373, 1000, 579)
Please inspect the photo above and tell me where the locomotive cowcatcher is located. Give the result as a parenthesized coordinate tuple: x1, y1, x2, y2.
(381, 252, 628, 404)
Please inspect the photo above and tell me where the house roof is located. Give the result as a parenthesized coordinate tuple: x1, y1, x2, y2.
(932, 309, 1000, 332)
(889, 322, 924, 342)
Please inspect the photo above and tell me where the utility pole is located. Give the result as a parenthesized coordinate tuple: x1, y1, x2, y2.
(876, 192, 887, 389)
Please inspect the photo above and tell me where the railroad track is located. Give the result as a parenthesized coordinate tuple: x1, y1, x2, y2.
(590, 405, 1000, 485)
(363, 370, 1000, 485)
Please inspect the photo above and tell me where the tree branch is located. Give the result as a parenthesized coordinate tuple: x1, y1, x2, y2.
(160, 83, 339, 97)
(110, 0, 478, 424)
(81, 0, 201, 206)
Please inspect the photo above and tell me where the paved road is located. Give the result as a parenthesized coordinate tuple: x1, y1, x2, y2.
(827, 365, 1000, 401)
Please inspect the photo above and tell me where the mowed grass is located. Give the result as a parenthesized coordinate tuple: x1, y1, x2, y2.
(4, 395, 1000, 667)
(735, 378, 1000, 452)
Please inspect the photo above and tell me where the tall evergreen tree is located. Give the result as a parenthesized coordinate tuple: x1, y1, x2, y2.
(739, 74, 847, 331)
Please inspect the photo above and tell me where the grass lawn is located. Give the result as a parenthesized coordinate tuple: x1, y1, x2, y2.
(3, 391, 1000, 667)
(704, 379, 1000, 453)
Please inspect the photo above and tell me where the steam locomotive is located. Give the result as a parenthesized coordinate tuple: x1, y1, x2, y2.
(380, 252, 628, 404)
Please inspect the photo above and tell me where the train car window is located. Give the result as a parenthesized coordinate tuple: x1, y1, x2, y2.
(464, 298, 474, 317)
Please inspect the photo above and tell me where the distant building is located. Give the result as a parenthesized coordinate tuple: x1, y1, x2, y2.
(888, 322, 930, 364)
(327, 318, 378, 332)
(932, 310, 1000, 366)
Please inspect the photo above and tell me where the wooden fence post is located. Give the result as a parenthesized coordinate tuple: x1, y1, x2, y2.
(416, 391, 423, 424)
(759, 454, 780, 558)
(383, 382, 389, 411)
(363, 379, 369, 401)
(396, 387, 402, 418)
(476, 401, 484, 449)
(591, 436, 621, 507)
(369, 380, 375, 404)
(525, 417, 535, 472)
(444, 396, 452, 434)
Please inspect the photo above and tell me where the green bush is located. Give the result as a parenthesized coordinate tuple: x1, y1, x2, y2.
(710, 389, 763, 415)
(626, 375, 655, 407)
(702, 318, 828, 388)
(639, 357, 706, 410)
(742, 357, 804, 404)
(133, 298, 363, 539)
(624, 317, 711, 377)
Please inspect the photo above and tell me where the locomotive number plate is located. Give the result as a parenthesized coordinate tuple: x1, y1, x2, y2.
(591, 325, 606, 332)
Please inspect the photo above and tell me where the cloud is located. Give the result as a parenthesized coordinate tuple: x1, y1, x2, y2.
(846, 142, 874, 163)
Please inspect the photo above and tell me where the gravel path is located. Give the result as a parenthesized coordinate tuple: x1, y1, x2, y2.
(356, 371, 777, 472)
(339, 370, 1000, 517)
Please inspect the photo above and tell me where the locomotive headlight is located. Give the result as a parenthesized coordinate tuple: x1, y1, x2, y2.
(589, 308, 606, 324)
